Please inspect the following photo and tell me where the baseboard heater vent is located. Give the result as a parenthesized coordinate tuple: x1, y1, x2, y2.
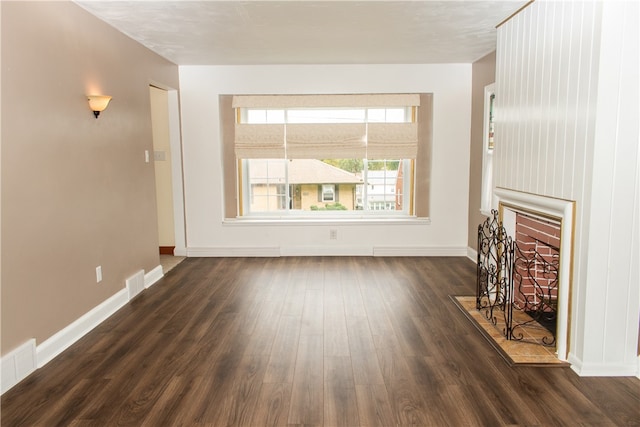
(126, 270, 145, 300)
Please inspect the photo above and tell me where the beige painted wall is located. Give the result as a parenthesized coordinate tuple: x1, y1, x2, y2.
(1, 1, 179, 354)
(150, 86, 175, 247)
(467, 51, 496, 251)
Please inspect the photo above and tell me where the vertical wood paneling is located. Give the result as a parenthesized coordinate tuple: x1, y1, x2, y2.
(593, 0, 640, 365)
(524, 4, 542, 189)
(496, 0, 639, 373)
(494, 30, 504, 187)
(616, 0, 640, 362)
(520, 4, 530, 189)
(495, 0, 600, 199)
(508, 17, 518, 187)
(558, 0, 575, 199)
(537, 0, 551, 196)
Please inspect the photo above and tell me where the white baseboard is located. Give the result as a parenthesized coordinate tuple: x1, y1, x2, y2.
(568, 353, 640, 377)
(187, 247, 280, 257)
(373, 246, 468, 257)
(1, 339, 36, 394)
(2, 288, 132, 395)
(36, 288, 129, 369)
(145, 265, 164, 288)
(1, 263, 165, 395)
(281, 246, 373, 256)
(186, 246, 469, 257)
(466, 247, 478, 263)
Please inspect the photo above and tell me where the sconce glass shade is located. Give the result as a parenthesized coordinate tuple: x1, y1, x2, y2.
(87, 95, 112, 118)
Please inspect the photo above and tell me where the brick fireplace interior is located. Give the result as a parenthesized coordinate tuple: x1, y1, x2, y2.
(513, 212, 561, 336)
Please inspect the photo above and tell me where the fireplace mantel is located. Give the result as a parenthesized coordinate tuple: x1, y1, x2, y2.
(494, 187, 576, 361)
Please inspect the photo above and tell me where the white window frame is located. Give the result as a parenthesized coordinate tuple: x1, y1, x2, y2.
(236, 102, 418, 219)
(480, 83, 495, 216)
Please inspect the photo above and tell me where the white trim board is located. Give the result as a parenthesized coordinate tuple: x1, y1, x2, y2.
(568, 353, 640, 377)
(145, 265, 164, 288)
(186, 246, 468, 257)
(281, 245, 373, 256)
(1, 264, 164, 395)
(373, 246, 467, 257)
(187, 247, 280, 257)
(0, 288, 127, 395)
(36, 288, 129, 369)
(466, 247, 478, 263)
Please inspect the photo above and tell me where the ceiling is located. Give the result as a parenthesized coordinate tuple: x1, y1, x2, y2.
(75, 1, 527, 66)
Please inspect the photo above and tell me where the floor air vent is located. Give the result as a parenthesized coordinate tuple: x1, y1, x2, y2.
(126, 270, 145, 300)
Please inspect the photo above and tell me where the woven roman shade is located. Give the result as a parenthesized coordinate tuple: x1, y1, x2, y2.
(234, 123, 285, 158)
(367, 122, 418, 159)
(232, 94, 420, 109)
(286, 123, 366, 159)
(233, 93, 420, 160)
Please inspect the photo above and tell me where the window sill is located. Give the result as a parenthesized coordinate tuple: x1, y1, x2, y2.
(223, 217, 431, 227)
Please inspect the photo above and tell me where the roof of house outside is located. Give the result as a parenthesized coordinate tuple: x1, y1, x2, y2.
(249, 159, 363, 185)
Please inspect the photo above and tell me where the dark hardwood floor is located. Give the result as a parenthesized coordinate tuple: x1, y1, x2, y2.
(2, 257, 639, 426)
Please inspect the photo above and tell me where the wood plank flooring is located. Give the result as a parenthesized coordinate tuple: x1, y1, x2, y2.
(2, 256, 639, 426)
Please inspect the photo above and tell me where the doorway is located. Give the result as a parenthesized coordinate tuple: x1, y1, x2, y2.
(149, 84, 186, 271)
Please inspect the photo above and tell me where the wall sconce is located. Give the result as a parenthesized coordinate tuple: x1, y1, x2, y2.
(87, 95, 112, 118)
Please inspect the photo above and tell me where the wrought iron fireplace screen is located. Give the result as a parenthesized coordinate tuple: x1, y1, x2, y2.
(476, 210, 559, 347)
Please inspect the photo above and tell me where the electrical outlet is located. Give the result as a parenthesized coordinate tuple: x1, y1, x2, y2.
(329, 229, 338, 240)
(96, 266, 102, 283)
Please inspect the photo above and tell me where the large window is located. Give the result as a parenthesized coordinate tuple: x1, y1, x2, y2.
(220, 94, 433, 220)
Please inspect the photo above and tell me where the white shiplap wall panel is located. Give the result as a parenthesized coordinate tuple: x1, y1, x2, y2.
(495, 0, 639, 375)
(615, 1, 640, 362)
(536, 0, 550, 196)
(526, 3, 541, 192)
(589, 0, 640, 369)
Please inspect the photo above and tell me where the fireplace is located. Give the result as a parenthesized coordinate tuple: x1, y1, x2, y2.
(512, 211, 561, 340)
(494, 188, 575, 361)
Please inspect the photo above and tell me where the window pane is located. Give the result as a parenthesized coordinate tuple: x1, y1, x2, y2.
(267, 109, 285, 124)
(385, 108, 406, 123)
(295, 160, 361, 211)
(367, 109, 386, 122)
(366, 160, 403, 211)
(367, 108, 407, 123)
(243, 107, 409, 125)
(247, 159, 287, 212)
(488, 94, 495, 150)
(246, 109, 285, 124)
(247, 109, 266, 124)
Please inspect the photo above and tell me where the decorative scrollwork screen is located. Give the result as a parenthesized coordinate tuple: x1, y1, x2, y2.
(476, 210, 559, 347)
